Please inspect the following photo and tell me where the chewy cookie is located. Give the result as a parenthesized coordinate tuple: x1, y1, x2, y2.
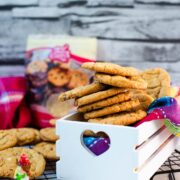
(78, 92, 132, 113)
(84, 99, 140, 120)
(9, 128, 36, 146)
(48, 67, 71, 87)
(0, 131, 17, 151)
(82, 62, 140, 76)
(95, 73, 147, 90)
(141, 68, 171, 98)
(0, 147, 46, 179)
(67, 70, 88, 89)
(59, 82, 106, 101)
(40, 128, 59, 142)
(33, 142, 59, 160)
(75, 88, 128, 107)
(88, 110, 147, 125)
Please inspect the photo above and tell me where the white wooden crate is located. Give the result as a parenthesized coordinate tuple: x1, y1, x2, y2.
(56, 113, 178, 180)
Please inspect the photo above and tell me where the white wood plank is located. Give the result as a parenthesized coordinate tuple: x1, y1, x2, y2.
(137, 127, 172, 166)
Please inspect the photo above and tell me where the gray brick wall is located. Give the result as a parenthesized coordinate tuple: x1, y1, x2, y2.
(0, 0, 180, 83)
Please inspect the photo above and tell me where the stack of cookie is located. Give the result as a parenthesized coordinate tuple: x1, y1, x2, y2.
(0, 127, 59, 179)
(59, 62, 167, 125)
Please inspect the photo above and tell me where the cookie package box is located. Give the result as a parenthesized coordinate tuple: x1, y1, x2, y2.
(56, 112, 179, 180)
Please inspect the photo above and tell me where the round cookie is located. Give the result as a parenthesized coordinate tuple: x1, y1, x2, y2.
(0, 147, 46, 179)
(141, 68, 171, 98)
(77, 92, 132, 113)
(26, 61, 48, 74)
(8, 128, 36, 146)
(88, 110, 147, 125)
(84, 99, 140, 120)
(33, 142, 59, 160)
(29, 128, 41, 144)
(95, 73, 147, 90)
(40, 128, 59, 142)
(67, 70, 88, 89)
(75, 88, 128, 107)
(0, 131, 17, 151)
(48, 67, 71, 87)
(58, 82, 106, 101)
(82, 62, 140, 76)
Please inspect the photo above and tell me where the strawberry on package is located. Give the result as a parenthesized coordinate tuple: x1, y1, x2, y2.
(25, 42, 96, 128)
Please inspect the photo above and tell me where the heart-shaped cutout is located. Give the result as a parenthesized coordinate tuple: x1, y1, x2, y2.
(81, 130, 110, 156)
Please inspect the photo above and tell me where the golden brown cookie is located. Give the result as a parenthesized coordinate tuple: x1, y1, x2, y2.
(77, 92, 132, 113)
(141, 68, 171, 98)
(146, 87, 161, 99)
(8, 128, 36, 146)
(84, 99, 140, 120)
(95, 73, 147, 90)
(75, 88, 128, 107)
(0, 147, 46, 179)
(29, 128, 41, 144)
(58, 82, 106, 101)
(46, 94, 74, 118)
(26, 61, 48, 74)
(48, 67, 71, 87)
(130, 90, 154, 110)
(33, 142, 59, 160)
(40, 128, 59, 142)
(67, 70, 88, 89)
(82, 62, 140, 76)
(0, 131, 17, 151)
(88, 110, 147, 125)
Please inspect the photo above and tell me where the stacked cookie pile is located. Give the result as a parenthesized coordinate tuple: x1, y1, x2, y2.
(0, 127, 59, 179)
(59, 62, 171, 126)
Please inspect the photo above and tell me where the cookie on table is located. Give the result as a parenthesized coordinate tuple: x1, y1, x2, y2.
(0, 147, 46, 179)
(84, 99, 140, 120)
(48, 67, 71, 87)
(141, 68, 171, 98)
(0, 131, 17, 151)
(67, 70, 88, 89)
(75, 88, 128, 107)
(29, 128, 41, 144)
(40, 128, 59, 142)
(8, 128, 36, 146)
(95, 73, 147, 90)
(33, 142, 59, 160)
(77, 92, 132, 113)
(58, 82, 106, 101)
(82, 62, 140, 76)
(88, 110, 147, 125)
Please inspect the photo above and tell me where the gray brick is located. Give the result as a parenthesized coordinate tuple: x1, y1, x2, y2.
(71, 9, 180, 40)
(0, 0, 38, 6)
(87, 0, 134, 6)
(98, 40, 180, 62)
(39, 0, 86, 7)
(12, 7, 60, 18)
(135, 0, 180, 4)
(13, 7, 132, 18)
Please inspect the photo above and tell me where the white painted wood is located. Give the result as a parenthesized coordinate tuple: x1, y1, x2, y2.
(137, 127, 172, 166)
(56, 112, 177, 180)
(137, 120, 164, 145)
(138, 135, 176, 180)
(56, 113, 138, 180)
